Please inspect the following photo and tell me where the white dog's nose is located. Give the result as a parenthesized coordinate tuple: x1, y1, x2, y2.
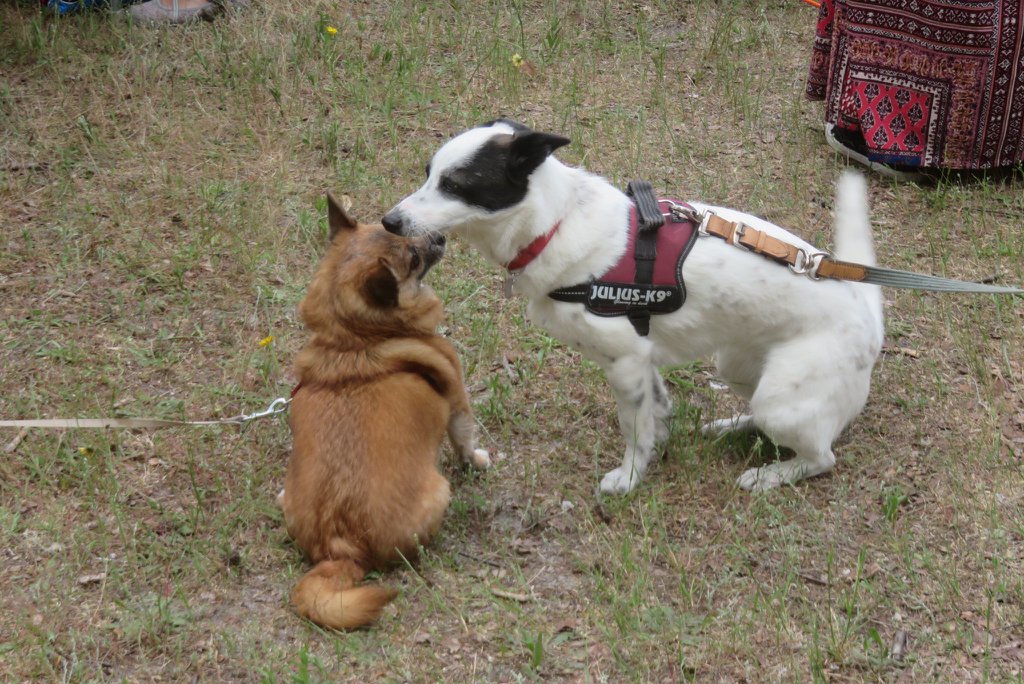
(381, 209, 405, 235)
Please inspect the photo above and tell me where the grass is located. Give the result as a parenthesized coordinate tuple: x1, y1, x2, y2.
(2, 0, 1024, 680)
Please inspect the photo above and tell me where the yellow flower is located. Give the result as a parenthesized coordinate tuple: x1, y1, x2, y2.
(259, 335, 274, 347)
(511, 53, 524, 69)
(325, 25, 338, 35)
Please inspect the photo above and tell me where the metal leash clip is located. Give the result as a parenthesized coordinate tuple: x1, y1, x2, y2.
(662, 200, 700, 225)
(234, 396, 291, 430)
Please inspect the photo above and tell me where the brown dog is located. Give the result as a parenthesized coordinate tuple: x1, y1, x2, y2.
(279, 195, 490, 631)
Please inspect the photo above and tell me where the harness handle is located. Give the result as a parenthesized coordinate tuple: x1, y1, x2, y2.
(625, 180, 665, 336)
(626, 180, 666, 236)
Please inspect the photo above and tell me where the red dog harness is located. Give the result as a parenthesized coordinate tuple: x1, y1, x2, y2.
(549, 182, 699, 336)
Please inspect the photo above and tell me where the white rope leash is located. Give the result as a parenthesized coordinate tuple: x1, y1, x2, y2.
(0, 396, 291, 430)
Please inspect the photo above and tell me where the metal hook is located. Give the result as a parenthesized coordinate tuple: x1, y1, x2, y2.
(237, 397, 291, 428)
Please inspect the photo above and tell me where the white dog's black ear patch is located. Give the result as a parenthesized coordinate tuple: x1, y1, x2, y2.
(437, 126, 571, 212)
(507, 130, 571, 183)
(481, 117, 530, 132)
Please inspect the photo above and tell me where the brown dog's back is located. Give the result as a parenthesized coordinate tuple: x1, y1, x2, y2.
(285, 371, 454, 561)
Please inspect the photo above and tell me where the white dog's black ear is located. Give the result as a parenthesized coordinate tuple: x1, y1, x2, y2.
(327, 193, 357, 241)
(507, 130, 571, 183)
(482, 117, 529, 132)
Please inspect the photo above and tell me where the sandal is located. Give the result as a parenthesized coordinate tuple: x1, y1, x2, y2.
(825, 123, 926, 182)
(129, 0, 216, 24)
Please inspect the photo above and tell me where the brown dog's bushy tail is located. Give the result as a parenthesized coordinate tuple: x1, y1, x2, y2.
(291, 559, 398, 631)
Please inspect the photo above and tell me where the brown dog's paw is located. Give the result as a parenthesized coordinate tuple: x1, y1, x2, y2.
(469, 448, 491, 469)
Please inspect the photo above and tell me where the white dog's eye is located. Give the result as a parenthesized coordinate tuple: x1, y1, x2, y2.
(439, 176, 459, 194)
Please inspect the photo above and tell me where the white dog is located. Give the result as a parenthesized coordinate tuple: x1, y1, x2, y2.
(382, 120, 883, 493)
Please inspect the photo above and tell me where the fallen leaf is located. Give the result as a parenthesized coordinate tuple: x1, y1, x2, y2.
(960, 610, 987, 628)
(883, 346, 921, 359)
(555, 619, 578, 634)
(3, 427, 28, 454)
(996, 640, 1024, 663)
(77, 572, 106, 586)
(889, 629, 908, 661)
(863, 562, 883, 579)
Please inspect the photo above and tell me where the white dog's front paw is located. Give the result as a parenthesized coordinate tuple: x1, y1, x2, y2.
(468, 448, 491, 469)
(600, 466, 642, 495)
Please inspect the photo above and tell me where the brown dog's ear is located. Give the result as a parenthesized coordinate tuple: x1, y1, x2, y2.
(327, 193, 357, 241)
(363, 258, 399, 309)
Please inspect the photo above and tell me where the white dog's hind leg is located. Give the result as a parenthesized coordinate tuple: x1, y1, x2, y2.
(600, 355, 661, 494)
(736, 344, 856, 491)
(736, 405, 840, 491)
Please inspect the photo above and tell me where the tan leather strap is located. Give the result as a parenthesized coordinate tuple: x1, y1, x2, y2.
(703, 211, 859, 281)
(814, 258, 868, 282)
(693, 206, 1023, 293)
(703, 214, 802, 267)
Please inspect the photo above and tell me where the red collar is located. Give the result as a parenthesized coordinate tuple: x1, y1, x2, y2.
(506, 221, 561, 272)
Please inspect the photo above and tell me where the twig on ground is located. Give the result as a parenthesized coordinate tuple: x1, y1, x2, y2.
(796, 571, 831, 587)
(457, 550, 502, 568)
(747, 556, 831, 587)
(491, 587, 531, 603)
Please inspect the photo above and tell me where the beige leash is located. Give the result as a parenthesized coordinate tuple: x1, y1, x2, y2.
(0, 397, 290, 431)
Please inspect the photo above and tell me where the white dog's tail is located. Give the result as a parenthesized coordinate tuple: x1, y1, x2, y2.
(832, 171, 875, 267)
(832, 171, 883, 324)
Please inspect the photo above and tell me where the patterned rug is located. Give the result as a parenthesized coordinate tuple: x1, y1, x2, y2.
(807, 0, 1024, 170)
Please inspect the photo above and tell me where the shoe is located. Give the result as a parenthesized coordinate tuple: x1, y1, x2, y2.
(129, 0, 215, 24)
(825, 123, 926, 182)
(47, 0, 106, 14)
